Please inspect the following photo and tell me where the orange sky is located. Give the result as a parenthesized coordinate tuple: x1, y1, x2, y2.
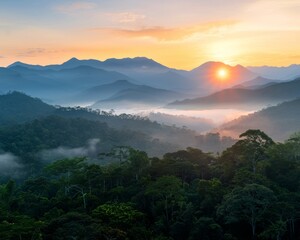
(1, 0, 300, 69)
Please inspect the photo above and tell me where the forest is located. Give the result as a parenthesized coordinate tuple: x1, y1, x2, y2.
(0, 129, 299, 240)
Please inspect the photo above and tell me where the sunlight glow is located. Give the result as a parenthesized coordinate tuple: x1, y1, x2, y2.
(216, 68, 229, 81)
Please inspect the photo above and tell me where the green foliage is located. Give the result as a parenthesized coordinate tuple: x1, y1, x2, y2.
(218, 184, 276, 238)
(0, 129, 299, 240)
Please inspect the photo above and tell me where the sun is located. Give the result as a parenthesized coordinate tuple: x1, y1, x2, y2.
(216, 68, 229, 81)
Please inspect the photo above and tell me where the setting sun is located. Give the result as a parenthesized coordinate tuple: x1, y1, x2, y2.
(216, 68, 229, 81)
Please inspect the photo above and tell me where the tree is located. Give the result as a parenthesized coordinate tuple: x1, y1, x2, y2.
(189, 217, 223, 240)
(218, 184, 276, 240)
(237, 129, 274, 174)
(127, 149, 149, 181)
(220, 130, 274, 179)
(92, 202, 147, 240)
(146, 176, 185, 232)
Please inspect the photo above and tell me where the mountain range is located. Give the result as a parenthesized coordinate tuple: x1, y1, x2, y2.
(2, 57, 263, 106)
(2, 57, 300, 111)
(168, 77, 300, 110)
(248, 64, 300, 80)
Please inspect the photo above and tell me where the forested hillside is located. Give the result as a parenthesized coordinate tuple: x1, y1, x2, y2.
(219, 98, 300, 140)
(0, 130, 299, 239)
(0, 92, 236, 160)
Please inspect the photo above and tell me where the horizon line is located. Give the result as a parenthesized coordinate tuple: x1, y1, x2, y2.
(4, 56, 300, 70)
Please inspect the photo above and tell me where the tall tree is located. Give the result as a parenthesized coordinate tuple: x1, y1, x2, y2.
(218, 184, 276, 240)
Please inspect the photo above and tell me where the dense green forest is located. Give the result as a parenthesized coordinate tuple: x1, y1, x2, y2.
(0, 129, 299, 240)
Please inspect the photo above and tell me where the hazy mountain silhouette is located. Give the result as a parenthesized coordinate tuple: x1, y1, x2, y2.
(2, 64, 134, 103)
(9, 57, 168, 72)
(8, 61, 45, 70)
(218, 97, 300, 141)
(248, 64, 300, 80)
(69, 80, 140, 105)
(6, 58, 267, 99)
(145, 112, 215, 133)
(50, 66, 130, 88)
(187, 61, 257, 90)
(92, 85, 183, 109)
(0, 67, 59, 100)
(235, 76, 282, 88)
(168, 77, 300, 110)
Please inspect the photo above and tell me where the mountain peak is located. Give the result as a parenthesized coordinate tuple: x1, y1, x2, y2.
(64, 57, 80, 64)
(8, 61, 43, 69)
(103, 56, 168, 69)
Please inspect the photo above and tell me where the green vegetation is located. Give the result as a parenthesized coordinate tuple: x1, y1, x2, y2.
(0, 130, 299, 239)
(0, 92, 235, 156)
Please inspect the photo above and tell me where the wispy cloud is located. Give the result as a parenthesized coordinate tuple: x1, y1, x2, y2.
(106, 12, 146, 23)
(0, 153, 23, 178)
(40, 138, 101, 162)
(90, 20, 237, 41)
(55, 1, 97, 14)
(17, 48, 46, 57)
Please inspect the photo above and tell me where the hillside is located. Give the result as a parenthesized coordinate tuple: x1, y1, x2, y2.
(0, 92, 55, 125)
(92, 85, 183, 109)
(0, 92, 235, 158)
(218, 98, 300, 140)
(68, 80, 138, 105)
(168, 77, 300, 110)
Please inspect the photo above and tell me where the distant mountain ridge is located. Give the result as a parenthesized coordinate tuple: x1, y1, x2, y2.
(8, 57, 169, 72)
(91, 82, 183, 109)
(168, 77, 300, 110)
(218, 97, 300, 141)
(248, 64, 300, 80)
(3, 57, 289, 107)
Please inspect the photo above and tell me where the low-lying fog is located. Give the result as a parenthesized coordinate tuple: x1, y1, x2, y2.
(93, 106, 253, 133)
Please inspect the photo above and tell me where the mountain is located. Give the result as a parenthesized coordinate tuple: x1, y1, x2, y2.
(57, 57, 192, 93)
(235, 76, 281, 88)
(49, 66, 130, 88)
(8, 61, 45, 70)
(187, 61, 257, 91)
(218, 98, 300, 141)
(7, 57, 292, 106)
(2, 65, 132, 103)
(248, 64, 300, 80)
(145, 112, 215, 133)
(0, 67, 61, 101)
(5, 57, 264, 103)
(8, 57, 169, 72)
(0, 92, 206, 156)
(0, 92, 55, 125)
(69, 80, 139, 105)
(168, 77, 300, 110)
(92, 85, 184, 109)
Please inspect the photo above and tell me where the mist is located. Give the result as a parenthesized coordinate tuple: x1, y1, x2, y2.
(40, 138, 101, 162)
(0, 153, 24, 179)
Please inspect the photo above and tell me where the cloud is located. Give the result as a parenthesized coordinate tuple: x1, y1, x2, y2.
(17, 48, 46, 57)
(90, 20, 237, 41)
(106, 12, 146, 23)
(56, 1, 97, 14)
(0, 153, 23, 178)
(40, 138, 101, 162)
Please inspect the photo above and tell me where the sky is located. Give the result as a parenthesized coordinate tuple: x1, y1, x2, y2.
(1, 0, 300, 69)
